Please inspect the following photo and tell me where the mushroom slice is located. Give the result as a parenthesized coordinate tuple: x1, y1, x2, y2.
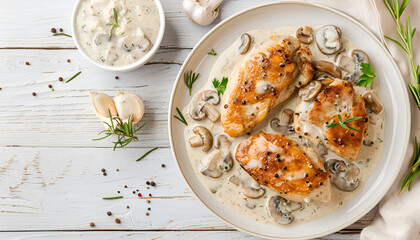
(338, 49, 371, 82)
(298, 80, 322, 101)
(314, 61, 342, 79)
(279, 197, 302, 213)
(239, 33, 252, 55)
(324, 159, 360, 192)
(214, 134, 231, 149)
(296, 26, 314, 44)
(270, 109, 295, 135)
(228, 175, 241, 186)
(189, 126, 213, 152)
(267, 196, 293, 225)
(241, 181, 266, 199)
(182, 0, 223, 26)
(189, 90, 220, 122)
(200, 150, 223, 178)
(362, 91, 383, 114)
(315, 25, 343, 55)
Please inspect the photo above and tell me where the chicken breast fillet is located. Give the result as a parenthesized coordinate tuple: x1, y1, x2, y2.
(236, 132, 331, 203)
(221, 36, 314, 137)
(294, 79, 369, 162)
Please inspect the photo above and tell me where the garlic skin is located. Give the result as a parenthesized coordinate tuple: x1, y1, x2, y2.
(88, 91, 118, 128)
(114, 91, 145, 124)
(182, 0, 223, 26)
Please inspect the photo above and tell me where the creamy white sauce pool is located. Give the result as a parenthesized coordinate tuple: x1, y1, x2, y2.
(183, 27, 385, 225)
(76, 0, 160, 66)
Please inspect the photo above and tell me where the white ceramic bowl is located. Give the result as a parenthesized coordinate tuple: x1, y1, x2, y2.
(168, 1, 411, 239)
(71, 0, 165, 72)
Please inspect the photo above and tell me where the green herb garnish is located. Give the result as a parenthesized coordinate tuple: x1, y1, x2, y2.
(212, 77, 228, 96)
(102, 196, 123, 200)
(93, 110, 147, 150)
(184, 71, 200, 96)
(326, 114, 362, 132)
(66, 71, 82, 83)
(399, 137, 420, 195)
(173, 107, 188, 126)
(53, 33, 72, 37)
(384, 0, 420, 109)
(208, 48, 217, 56)
(107, 8, 120, 40)
(357, 63, 376, 88)
(136, 147, 159, 162)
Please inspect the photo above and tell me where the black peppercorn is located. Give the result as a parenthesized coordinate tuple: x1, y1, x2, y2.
(107, 211, 112, 216)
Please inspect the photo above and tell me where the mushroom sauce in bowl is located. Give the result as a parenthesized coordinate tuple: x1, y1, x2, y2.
(182, 26, 385, 226)
(72, 0, 164, 71)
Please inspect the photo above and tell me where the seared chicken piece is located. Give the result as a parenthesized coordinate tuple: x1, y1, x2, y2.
(221, 36, 314, 137)
(236, 132, 331, 203)
(294, 79, 368, 162)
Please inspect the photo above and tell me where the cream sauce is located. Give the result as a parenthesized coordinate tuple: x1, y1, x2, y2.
(76, 0, 160, 66)
(183, 26, 385, 225)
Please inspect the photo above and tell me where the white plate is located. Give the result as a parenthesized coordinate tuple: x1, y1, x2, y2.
(168, 1, 411, 239)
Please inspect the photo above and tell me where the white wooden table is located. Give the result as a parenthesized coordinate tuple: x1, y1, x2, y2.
(0, 0, 376, 239)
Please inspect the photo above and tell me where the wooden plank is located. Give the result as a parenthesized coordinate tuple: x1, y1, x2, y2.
(0, 49, 190, 148)
(0, 231, 361, 240)
(0, 0, 267, 49)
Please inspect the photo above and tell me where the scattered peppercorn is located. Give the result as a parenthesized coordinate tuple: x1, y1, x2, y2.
(115, 218, 121, 224)
(126, 205, 130, 209)
(280, 63, 286, 67)
(59, 28, 63, 32)
(116, 169, 119, 171)
(161, 164, 166, 168)
(350, 133, 355, 136)
(146, 212, 149, 216)
(146, 200, 151, 204)
(241, 100, 246, 105)
(283, 166, 287, 170)
(150, 181, 156, 186)
(285, 54, 289, 58)
(107, 211, 112, 216)
(364, 118, 368, 122)
(132, 191, 136, 194)
(147, 207, 151, 211)
(58, 77, 63, 81)
(224, 104, 228, 109)
(115, 76, 119, 80)
(48, 84, 53, 89)
(146, 181, 150, 185)
(25, 62, 30, 66)
(138, 193, 142, 197)
(103, 172, 107, 176)
(136, 189, 139, 192)
(149, 193, 152, 197)
(67, 59, 71, 63)
(274, 173, 279, 178)
(89, 222, 95, 227)
(267, 151, 271, 155)
(32, 92, 37, 96)
(117, 191, 120, 193)
(51, 28, 57, 33)
(124, 185, 127, 188)
(275, 153, 280, 158)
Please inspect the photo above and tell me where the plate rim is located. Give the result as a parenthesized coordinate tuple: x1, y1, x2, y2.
(168, 1, 411, 239)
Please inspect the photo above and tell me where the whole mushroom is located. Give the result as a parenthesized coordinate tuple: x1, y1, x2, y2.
(315, 25, 343, 55)
(270, 109, 295, 135)
(324, 159, 360, 192)
(362, 91, 383, 114)
(296, 26, 314, 44)
(189, 90, 220, 122)
(314, 61, 342, 79)
(183, 0, 223, 25)
(338, 49, 371, 82)
(228, 176, 266, 199)
(189, 126, 213, 152)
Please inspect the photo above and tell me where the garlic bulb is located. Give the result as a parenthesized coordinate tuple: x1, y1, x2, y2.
(114, 91, 145, 124)
(88, 91, 118, 128)
(182, 0, 223, 26)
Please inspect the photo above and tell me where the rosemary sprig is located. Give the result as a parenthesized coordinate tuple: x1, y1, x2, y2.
(184, 71, 200, 96)
(53, 33, 72, 37)
(136, 147, 159, 162)
(93, 110, 147, 150)
(326, 114, 362, 132)
(384, 0, 420, 109)
(66, 71, 82, 83)
(107, 8, 120, 40)
(173, 107, 188, 126)
(102, 196, 123, 200)
(399, 137, 420, 195)
(208, 48, 217, 56)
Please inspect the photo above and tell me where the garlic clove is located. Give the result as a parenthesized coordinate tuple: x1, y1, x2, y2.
(182, 0, 223, 26)
(88, 91, 119, 129)
(114, 91, 145, 124)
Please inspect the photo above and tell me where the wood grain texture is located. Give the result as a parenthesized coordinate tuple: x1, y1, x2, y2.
(0, 0, 377, 238)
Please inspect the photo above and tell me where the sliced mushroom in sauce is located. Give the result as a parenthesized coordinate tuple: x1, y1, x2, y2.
(298, 80, 322, 101)
(362, 91, 383, 114)
(228, 175, 265, 199)
(338, 49, 371, 82)
(296, 26, 314, 44)
(270, 109, 295, 135)
(189, 90, 221, 122)
(315, 25, 343, 55)
(189, 126, 213, 152)
(325, 159, 360, 192)
(267, 195, 299, 225)
(239, 33, 252, 55)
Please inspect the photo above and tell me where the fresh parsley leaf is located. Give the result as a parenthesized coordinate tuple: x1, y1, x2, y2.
(357, 63, 376, 88)
(208, 48, 217, 56)
(212, 77, 228, 96)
